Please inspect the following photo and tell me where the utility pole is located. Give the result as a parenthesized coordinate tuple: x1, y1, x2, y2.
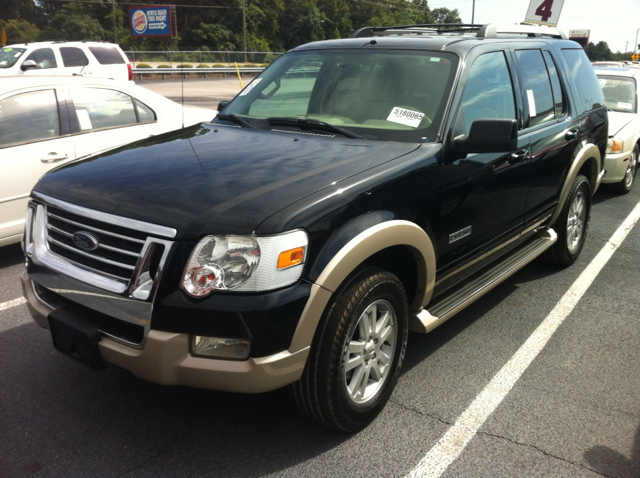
(625, 39, 629, 53)
(636, 28, 640, 54)
(113, 0, 117, 44)
(242, 0, 247, 63)
(472, 0, 475, 24)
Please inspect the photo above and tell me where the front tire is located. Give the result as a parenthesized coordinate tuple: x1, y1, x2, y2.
(613, 144, 638, 194)
(292, 267, 408, 432)
(545, 174, 591, 266)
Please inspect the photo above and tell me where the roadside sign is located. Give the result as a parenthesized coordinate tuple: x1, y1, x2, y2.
(569, 29, 590, 48)
(129, 5, 172, 38)
(633, 53, 639, 61)
(525, 0, 565, 27)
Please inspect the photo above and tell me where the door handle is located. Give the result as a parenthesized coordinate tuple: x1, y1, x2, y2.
(565, 129, 579, 141)
(41, 152, 69, 163)
(509, 149, 529, 165)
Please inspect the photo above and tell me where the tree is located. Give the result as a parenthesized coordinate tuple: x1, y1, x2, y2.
(0, 18, 40, 44)
(585, 41, 613, 62)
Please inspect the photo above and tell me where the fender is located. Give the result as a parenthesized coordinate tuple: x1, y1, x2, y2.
(288, 220, 436, 353)
(549, 143, 601, 228)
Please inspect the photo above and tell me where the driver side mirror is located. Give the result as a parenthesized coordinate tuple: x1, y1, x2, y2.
(453, 118, 518, 154)
(217, 101, 229, 114)
(21, 60, 38, 71)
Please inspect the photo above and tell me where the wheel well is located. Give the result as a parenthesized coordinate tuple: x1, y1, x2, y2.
(578, 158, 597, 193)
(362, 246, 418, 306)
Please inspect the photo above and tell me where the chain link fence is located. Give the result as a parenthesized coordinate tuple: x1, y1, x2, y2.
(125, 50, 284, 67)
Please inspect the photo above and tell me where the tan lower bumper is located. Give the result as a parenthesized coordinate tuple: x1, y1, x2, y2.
(22, 273, 309, 393)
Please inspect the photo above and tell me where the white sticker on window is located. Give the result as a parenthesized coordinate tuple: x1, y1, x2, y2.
(0, 61, 6, 65)
(526, 89, 537, 117)
(239, 78, 262, 96)
(76, 109, 92, 130)
(430, 57, 440, 62)
(386, 107, 425, 128)
(618, 102, 633, 109)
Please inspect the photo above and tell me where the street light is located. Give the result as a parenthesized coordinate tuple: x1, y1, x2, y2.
(635, 27, 640, 54)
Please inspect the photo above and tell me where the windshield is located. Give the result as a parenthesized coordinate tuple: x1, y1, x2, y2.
(598, 76, 637, 113)
(221, 49, 458, 143)
(0, 47, 27, 69)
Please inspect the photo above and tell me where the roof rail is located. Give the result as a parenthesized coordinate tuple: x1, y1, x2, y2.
(350, 23, 567, 40)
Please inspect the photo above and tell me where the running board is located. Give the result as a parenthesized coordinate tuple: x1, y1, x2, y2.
(409, 229, 557, 334)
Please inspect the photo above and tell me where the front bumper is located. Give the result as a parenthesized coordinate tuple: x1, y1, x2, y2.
(22, 273, 309, 393)
(601, 150, 631, 183)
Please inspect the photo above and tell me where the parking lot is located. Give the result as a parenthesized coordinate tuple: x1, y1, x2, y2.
(1, 78, 640, 477)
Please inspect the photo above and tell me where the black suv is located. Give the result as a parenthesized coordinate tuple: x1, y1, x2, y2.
(22, 23, 607, 432)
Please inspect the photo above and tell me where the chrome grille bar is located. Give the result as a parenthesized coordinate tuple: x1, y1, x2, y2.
(46, 224, 141, 258)
(47, 212, 146, 244)
(48, 236, 137, 271)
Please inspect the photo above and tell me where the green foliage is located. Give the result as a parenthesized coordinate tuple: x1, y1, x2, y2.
(3, 0, 467, 52)
(136, 63, 152, 68)
(585, 41, 614, 62)
(0, 18, 40, 44)
(176, 63, 193, 68)
(197, 64, 210, 68)
(157, 64, 171, 68)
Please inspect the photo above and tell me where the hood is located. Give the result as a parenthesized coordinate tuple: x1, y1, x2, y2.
(607, 111, 636, 137)
(33, 124, 419, 239)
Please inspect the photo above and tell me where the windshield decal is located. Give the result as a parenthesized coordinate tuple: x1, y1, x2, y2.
(239, 78, 262, 96)
(618, 102, 633, 109)
(386, 107, 425, 128)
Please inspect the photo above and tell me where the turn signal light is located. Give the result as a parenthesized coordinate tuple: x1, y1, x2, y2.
(277, 247, 305, 269)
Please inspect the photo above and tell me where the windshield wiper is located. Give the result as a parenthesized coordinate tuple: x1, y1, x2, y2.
(217, 113, 257, 129)
(267, 117, 364, 139)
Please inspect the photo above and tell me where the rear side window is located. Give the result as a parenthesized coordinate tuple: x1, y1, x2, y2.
(60, 47, 89, 67)
(70, 88, 137, 131)
(88, 47, 125, 65)
(135, 99, 156, 122)
(561, 49, 605, 112)
(514, 49, 554, 128)
(0, 90, 60, 147)
(543, 51, 565, 119)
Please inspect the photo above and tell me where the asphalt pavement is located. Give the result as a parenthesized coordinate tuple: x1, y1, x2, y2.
(1, 81, 639, 477)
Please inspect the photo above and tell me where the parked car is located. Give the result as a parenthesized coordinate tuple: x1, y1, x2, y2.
(22, 23, 607, 432)
(595, 67, 640, 193)
(0, 76, 215, 246)
(0, 41, 132, 82)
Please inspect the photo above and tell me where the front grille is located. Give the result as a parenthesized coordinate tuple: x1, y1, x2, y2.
(45, 204, 146, 284)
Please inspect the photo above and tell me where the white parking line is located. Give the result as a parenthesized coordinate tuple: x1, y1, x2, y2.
(0, 297, 27, 312)
(406, 200, 640, 478)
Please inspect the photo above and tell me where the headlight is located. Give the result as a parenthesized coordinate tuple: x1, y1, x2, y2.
(181, 230, 308, 297)
(606, 138, 624, 153)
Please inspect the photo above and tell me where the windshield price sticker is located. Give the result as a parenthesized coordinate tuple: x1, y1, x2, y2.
(387, 107, 425, 128)
(239, 78, 262, 96)
(618, 102, 633, 109)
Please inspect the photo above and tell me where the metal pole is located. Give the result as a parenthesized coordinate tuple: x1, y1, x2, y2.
(635, 28, 640, 54)
(242, 0, 247, 63)
(472, 0, 475, 24)
(113, 0, 117, 44)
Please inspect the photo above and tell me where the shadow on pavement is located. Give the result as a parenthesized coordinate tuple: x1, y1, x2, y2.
(584, 420, 640, 478)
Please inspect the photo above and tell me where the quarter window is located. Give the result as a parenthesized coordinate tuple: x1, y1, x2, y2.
(0, 90, 60, 147)
(458, 51, 516, 136)
(514, 49, 555, 128)
(60, 47, 89, 67)
(543, 51, 565, 118)
(561, 49, 605, 112)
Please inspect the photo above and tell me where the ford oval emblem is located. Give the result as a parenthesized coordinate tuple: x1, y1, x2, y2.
(72, 231, 99, 251)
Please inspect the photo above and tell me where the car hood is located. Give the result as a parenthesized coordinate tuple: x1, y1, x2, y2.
(33, 123, 419, 239)
(607, 112, 637, 137)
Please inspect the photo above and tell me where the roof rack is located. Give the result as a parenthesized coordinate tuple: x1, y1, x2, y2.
(350, 23, 567, 40)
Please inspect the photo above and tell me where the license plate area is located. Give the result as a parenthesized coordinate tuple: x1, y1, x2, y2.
(48, 307, 107, 370)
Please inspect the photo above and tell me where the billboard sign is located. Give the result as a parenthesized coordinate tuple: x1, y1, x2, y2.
(129, 5, 172, 37)
(524, 0, 565, 27)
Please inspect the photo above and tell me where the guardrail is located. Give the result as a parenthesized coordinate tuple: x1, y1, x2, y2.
(132, 67, 265, 81)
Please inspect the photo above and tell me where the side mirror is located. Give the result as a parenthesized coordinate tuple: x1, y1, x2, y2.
(453, 118, 518, 154)
(21, 60, 38, 71)
(217, 101, 229, 113)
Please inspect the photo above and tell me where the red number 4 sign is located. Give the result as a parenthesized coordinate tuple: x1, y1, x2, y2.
(525, 0, 564, 26)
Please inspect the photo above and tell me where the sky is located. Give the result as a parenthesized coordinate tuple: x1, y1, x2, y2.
(427, 0, 640, 54)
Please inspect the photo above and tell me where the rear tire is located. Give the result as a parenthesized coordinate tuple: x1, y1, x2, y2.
(613, 145, 638, 194)
(292, 267, 408, 432)
(545, 174, 591, 266)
